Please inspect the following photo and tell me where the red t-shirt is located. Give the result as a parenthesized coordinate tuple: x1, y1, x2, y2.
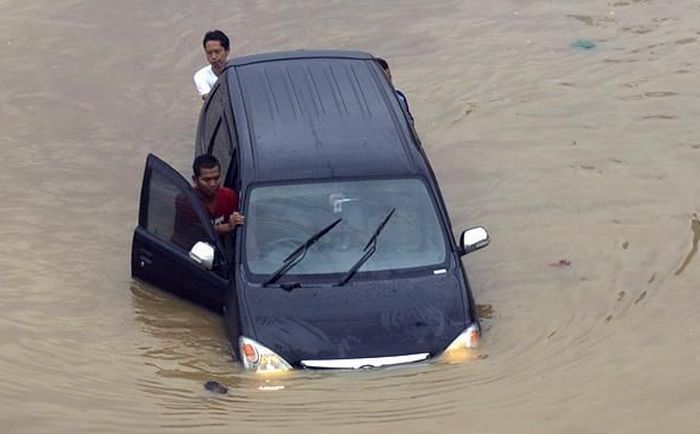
(199, 187, 239, 225)
(172, 187, 238, 249)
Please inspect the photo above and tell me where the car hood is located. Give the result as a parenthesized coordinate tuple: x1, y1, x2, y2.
(241, 270, 469, 365)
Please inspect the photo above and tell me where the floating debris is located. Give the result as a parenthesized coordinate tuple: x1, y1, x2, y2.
(570, 39, 596, 50)
(204, 380, 228, 395)
(674, 213, 700, 276)
(549, 259, 572, 267)
(476, 304, 495, 319)
(464, 102, 478, 115)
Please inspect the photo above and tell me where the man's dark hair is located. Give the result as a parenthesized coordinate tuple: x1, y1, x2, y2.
(193, 154, 221, 177)
(203, 30, 230, 51)
(375, 58, 389, 72)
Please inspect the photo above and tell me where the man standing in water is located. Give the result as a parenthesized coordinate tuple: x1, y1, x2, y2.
(193, 30, 231, 100)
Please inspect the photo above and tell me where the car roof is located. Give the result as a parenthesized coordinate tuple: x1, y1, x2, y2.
(224, 50, 424, 184)
(229, 49, 375, 66)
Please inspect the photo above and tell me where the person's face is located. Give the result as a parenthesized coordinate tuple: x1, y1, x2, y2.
(204, 40, 229, 70)
(193, 166, 221, 198)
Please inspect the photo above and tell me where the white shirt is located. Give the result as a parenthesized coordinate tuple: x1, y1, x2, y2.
(193, 65, 219, 96)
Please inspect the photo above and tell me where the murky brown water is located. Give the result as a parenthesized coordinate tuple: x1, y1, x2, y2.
(2, 0, 700, 432)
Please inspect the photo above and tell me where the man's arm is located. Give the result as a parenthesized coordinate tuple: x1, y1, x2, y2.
(214, 212, 245, 235)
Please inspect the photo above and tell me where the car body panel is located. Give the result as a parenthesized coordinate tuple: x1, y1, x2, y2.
(239, 266, 470, 365)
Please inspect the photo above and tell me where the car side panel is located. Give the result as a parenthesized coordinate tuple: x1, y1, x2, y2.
(131, 154, 231, 312)
(132, 228, 226, 311)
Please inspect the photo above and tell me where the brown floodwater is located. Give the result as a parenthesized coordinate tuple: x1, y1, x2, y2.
(1, 0, 700, 432)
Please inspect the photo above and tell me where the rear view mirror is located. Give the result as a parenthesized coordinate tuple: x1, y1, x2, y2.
(189, 241, 215, 270)
(459, 227, 489, 256)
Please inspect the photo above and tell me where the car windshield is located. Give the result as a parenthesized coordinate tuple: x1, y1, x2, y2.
(244, 178, 447, 276)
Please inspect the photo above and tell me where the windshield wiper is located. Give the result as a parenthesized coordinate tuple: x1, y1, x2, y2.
(336, 208, 395, 286)
(263, 218, 343, 287)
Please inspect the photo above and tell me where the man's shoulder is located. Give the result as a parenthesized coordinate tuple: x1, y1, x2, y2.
(194, 65, 216, 96)
(217, 187, 238, 213)
(218, 186, 237, 198)
(194, 64, 213, 80)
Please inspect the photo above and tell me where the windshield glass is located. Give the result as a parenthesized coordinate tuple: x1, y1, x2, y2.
(244, 178, 447, 276)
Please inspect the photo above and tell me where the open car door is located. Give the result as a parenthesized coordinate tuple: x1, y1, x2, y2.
(131, 154, 230, 311)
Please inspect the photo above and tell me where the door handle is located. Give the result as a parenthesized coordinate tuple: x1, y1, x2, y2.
(138, 249, 152, 267)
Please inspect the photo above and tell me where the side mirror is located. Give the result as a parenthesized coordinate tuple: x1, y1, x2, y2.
(189, 241, 215, 270)
(459, 226, 490, 256)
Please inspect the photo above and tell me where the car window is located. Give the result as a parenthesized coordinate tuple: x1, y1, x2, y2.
(146, 169, 210, 252)
(209, 116, 232, 182)
(203, 85, 222, 146)
(244, 178, 447, 276)
(203, 82, 239, 185)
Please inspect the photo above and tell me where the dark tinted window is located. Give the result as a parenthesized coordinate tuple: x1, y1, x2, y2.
(146, 170, 210, 252)
(203, 85, 222, 149)
(203, 83, 238, 183)
(210, 116, 232, 182)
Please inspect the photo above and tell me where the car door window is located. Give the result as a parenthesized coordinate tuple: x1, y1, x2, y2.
(221, 88, 240, 187)
(142, 155, 217, 254)
(203, 82, 239, 186)
(133, 154, 231, 307)
(203, 87, 223, 150)
(209, 115, 232, 182)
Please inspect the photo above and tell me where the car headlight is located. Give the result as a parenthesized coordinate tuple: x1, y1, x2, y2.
(439, 324, 480, 363)
(445, 323, 480, 351)
(239, 336, 292, 373)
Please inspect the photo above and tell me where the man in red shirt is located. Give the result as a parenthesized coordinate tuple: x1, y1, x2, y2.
(191, 154, 244, 234)
(172, 155, 243, 250)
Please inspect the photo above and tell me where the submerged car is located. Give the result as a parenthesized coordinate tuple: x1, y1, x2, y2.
(131, 50, 489, 372)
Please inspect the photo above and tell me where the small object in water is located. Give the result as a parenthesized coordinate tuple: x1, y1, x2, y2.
(476, 304, 495, 319)
(549, 259, 572, 267)
(570, 39, 596, 50)
(204, 380, 228, 395)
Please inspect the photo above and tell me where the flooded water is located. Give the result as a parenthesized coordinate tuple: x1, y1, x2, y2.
(2, 0, 700, 432)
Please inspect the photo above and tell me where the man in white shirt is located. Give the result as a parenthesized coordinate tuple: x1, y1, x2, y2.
(193, 30, 231, 100)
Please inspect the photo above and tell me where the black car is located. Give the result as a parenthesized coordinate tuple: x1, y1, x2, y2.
(132, 50, 489, 372)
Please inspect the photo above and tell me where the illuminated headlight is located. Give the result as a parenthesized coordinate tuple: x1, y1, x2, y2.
(439, 324, 480, 363)
(239, 336, 292, 373)
(445, 323, 480, 351)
